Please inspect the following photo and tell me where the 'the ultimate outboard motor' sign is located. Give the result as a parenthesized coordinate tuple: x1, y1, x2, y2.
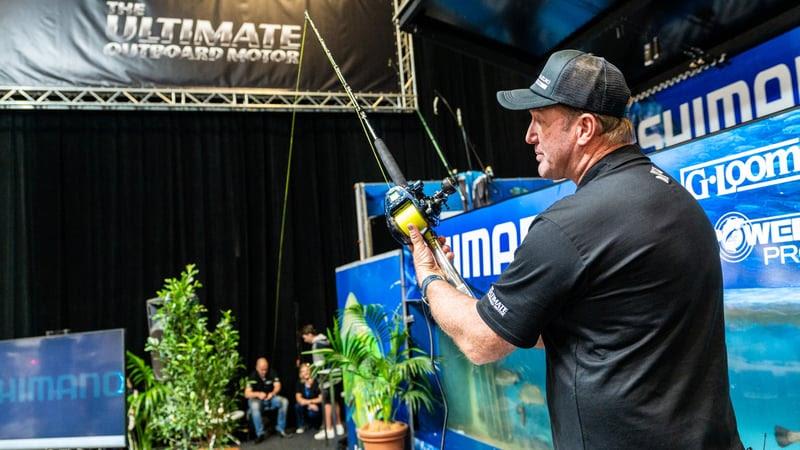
(0, 0, 398, 92)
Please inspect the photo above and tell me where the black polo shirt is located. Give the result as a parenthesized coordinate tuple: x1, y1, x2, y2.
(296, 379, 321, 400)
(476, 145, 742, 449)
(249, 369, 279, 394)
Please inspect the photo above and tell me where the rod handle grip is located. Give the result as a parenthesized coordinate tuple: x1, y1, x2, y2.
(375, 138, 407, 187)
(424, 230, 474, 298)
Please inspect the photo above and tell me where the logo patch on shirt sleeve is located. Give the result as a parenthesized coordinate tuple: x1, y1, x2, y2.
(650, 166, 671, 184)
(487, 286, 509, 317)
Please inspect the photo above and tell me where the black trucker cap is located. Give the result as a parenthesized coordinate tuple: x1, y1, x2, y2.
(496, 49, 631, 118)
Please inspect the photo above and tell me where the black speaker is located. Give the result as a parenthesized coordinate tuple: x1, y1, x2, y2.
(145, 297, 164, 380)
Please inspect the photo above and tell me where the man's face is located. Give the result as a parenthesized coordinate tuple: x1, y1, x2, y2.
(256, 360, 268, 378)
(526, 106, 577, 180)
(302, 333, 314, 344)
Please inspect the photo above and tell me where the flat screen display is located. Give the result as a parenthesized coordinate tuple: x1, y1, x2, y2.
(0, 329, 126, 449)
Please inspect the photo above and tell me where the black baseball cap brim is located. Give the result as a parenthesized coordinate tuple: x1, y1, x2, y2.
(496, 88, 559, 111)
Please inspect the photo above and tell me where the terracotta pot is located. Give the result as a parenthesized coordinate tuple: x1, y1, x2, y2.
(357, 421, 408, 450)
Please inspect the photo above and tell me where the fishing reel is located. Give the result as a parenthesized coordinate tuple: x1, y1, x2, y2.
(384, 177, 457, 245)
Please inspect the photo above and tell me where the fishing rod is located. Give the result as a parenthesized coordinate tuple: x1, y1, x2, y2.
(304, 11, 473, 298)
(433, 89, 488, 173)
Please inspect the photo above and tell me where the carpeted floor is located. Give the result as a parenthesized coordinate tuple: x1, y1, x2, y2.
(238, 429, 348, 450)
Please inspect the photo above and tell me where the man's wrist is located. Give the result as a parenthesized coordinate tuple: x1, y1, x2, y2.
(420, 274, 445, 304)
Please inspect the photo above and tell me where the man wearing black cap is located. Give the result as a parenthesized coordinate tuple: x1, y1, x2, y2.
(408, 50, 743, 449)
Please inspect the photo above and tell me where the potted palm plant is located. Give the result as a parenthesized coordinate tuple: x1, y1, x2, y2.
(126, 351, 167, 450)
(309, 294, 436, 450)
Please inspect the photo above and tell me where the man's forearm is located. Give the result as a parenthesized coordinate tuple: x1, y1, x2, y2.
(426, 280, 514, 364)
(246, 392, 262, 400)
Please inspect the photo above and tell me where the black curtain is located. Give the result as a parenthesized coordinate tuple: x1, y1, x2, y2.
(0, 37, 532, 385)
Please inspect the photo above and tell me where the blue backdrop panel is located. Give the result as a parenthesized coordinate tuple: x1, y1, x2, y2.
(0, 329, 126, 449)
(362, 176, 553, 218)
(335, 250, 405, 315)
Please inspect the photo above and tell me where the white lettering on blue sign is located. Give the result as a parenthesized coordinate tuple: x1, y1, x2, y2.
(715, 211, 800, 265)
(638, 57, 800, 151)
(679, 138, 800, 199)
(445, 215, 536, 279)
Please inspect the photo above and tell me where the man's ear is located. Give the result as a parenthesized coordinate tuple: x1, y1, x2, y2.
(575, 113, 598, 145)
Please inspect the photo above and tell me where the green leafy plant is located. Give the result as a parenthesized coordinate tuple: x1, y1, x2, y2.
(126, 351, 167, 450)
(146, 264, 243, 449)
(309, 294, 436, 432)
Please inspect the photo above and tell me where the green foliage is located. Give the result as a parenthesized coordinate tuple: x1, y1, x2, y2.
(145, 264, 243, 449)
(127, 351, 167, 450)
(308, 294, 436, 428)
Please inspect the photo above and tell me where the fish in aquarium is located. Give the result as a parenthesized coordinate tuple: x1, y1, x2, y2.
(776, 425, 800, 447)
(494, 368, 520, 386)
(519, 383, 545, 405)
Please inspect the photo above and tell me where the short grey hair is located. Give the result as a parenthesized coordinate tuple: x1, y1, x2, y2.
(558, 105, 636, 145)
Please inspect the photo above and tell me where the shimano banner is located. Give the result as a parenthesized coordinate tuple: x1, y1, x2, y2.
(0, 329, 125, 449)
(630, 26, 800, 153)
(0, 0, 397, 92)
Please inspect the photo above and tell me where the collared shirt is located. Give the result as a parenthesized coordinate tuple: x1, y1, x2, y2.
(476, 144, 742, 449)
(296, 379, 321, 400)
(249, 369, 279, 394)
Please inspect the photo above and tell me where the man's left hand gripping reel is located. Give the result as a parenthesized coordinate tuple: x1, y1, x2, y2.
(384, 177, 474, 298)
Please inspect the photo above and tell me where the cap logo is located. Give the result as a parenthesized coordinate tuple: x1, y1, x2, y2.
(535, 74, 550, 90)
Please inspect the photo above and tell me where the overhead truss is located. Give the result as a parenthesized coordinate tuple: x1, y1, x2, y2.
(0, 1, 417, 113)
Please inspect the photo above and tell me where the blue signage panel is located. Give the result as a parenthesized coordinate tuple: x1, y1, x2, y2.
(0, 329, 126, 449)
(656, 108, 800, 289)
(630, 26, 800, 153)
(335, 250, 405, 313)
(362, 176, 553, 218)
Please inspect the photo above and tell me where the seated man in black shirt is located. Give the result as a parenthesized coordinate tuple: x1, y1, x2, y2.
(294, 363, 322, 433)
(244, 357, 289, 441)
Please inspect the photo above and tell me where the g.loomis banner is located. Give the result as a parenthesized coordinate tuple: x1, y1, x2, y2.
(0, 0, 398, 92)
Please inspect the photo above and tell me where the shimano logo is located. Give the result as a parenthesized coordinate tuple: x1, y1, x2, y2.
(680, 138, 800, 199)
(445, 215, 536, 279)
(637, 58, 800, 151)
(0, 371, 125, 404)
(486, 287, 508, 316)
(715, 211, 800, 265)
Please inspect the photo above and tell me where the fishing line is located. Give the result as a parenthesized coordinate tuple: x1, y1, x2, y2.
(272, 17, 309, 356)
(304, 11, 390, 187)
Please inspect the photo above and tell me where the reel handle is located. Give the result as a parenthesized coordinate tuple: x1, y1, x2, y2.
(423, 229, 474, 298)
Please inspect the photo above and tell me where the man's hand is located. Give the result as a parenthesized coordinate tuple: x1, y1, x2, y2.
(266, 392, 274, 401)
(258, 392, 267, 400)
(407, 224, 452, 285)
(309, 403, 319, 412)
